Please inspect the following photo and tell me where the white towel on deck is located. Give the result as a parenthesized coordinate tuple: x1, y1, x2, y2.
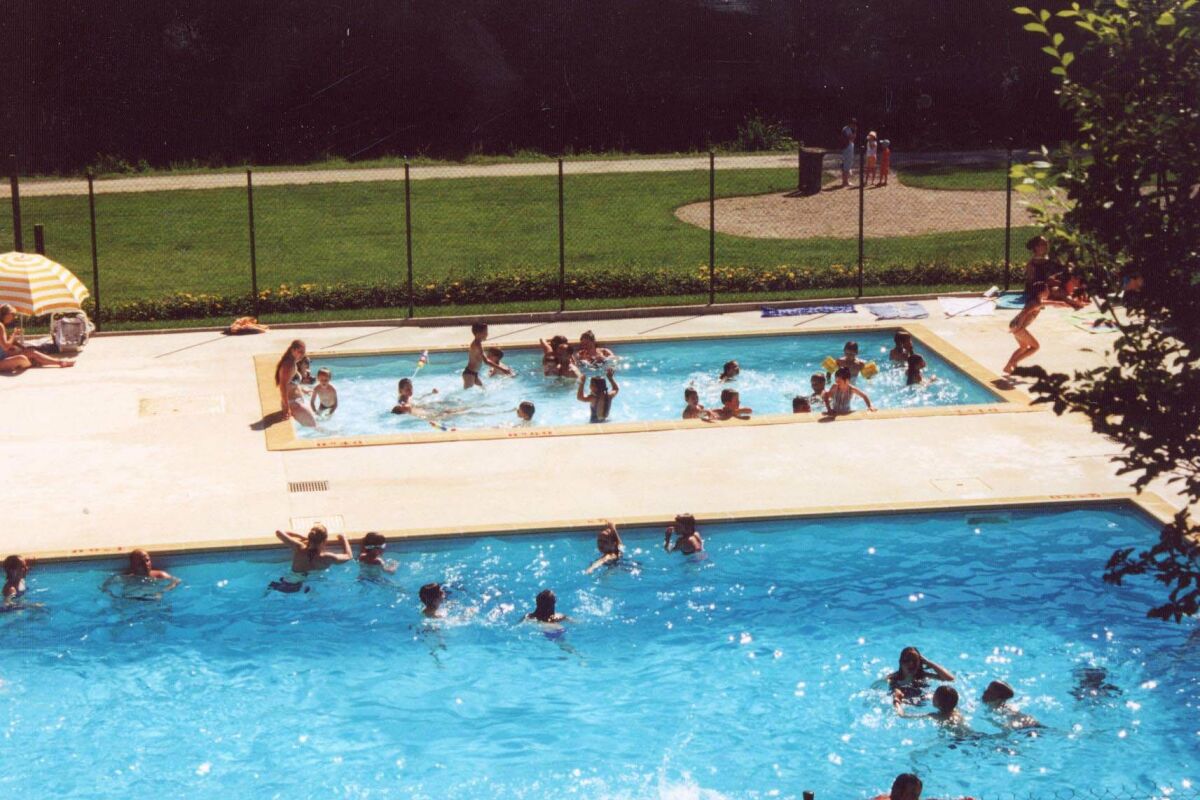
(938, 297, 996, 317)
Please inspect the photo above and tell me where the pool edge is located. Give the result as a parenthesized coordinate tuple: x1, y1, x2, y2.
(24, 492, 1177, 564)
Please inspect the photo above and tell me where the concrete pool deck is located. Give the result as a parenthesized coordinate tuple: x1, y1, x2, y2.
(0, 299, 1187, 559)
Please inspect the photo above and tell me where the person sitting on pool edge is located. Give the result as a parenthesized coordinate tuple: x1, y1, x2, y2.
(585, 521, 624, 574)
(792, 396, 811, 413)
(704, 388, 752, 421)
(419, 582, 447, 618)
(890, 330, 914, 363)
(824, 367, 875, 416)
(888, 646, 955, 704)
(682, 387, 706, 420)
(358, 532, 397, 576)
(981, 680, 1041, 729)
(577, 368, 620, 423)
(576, 330, 615, 365)
(526, 589, 569, 623)
(718, 360, 740, 382)
(663, 514, 703, 555)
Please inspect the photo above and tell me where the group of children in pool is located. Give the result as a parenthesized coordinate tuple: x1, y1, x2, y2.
(279, 321, 940, 431)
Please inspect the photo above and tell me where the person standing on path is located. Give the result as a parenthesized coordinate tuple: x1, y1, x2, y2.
(840, 119, 858, 188)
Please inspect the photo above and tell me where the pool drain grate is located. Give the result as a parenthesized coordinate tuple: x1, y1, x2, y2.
(288, 480, 330, 493)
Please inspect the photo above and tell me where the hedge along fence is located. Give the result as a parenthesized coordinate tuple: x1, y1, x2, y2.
(87, 261, 1003, 323)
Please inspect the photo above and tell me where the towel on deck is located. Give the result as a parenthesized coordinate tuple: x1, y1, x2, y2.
(939, 297, 996, 317)
(995, 292, 1027, 310)
(761, 304, 856, 317)
(863, 302, 929, 320)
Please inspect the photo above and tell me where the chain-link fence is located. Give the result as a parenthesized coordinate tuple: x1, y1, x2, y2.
(0, 141, 1035, 330)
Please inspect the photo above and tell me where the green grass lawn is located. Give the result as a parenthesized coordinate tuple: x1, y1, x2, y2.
(898, 163, 1010, 191)
(3, 167, 1023, 321)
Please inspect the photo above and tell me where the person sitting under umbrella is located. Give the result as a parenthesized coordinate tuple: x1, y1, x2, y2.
(0, 304, 74, 371)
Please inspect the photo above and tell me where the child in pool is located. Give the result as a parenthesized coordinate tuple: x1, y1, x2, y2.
(516, 401, 535, 422)
(485, 347, 513, 377)
(836, 341, 865, 379)
(3, 554, 32, 600)
(576, 330, 615, 364)
(808, 373, 827, 406)
(464, 321, 513, 388)
(663, 514, 703, 554)
(392, 377, 416, 414)
(357, 532, 397, 575)
(704, 388, 752, 421)
(905, 354, 935, 386)
(981, 680, 1041, 730)
(310, 368, 338, 417)
(296, 357, 316, 386)
(890, 330, 914, 362)
(585, 521, 624, 574)
(823, 367, 875, 415)
(682, 387, 706, 420)
(718, 360, 740, 382)
(577, 368, 620, 423)
(539, 335, 568, 376)
(419, 582, 447, 618)
(525, 589, 569, 623)
(792, 396, 811, 413)
(554, 341, 582, 379)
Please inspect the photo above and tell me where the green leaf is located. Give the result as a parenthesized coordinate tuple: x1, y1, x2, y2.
(1053, 32, 1065, 46)
(1115, 0, 1128, 7)
(1156, 11, 1176, 25)
(1057, 9, 1079, 16)
(1013, 6, 1035, 15)
(1051, 65, 1067, 76)
(1062, 52, 1075, 67)
(1040, 9, 1051, 21)
(1043, 45, 1061, 56)
(1024, 21, 1049, 33)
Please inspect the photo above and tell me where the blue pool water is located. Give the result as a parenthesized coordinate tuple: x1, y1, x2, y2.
(3, 505, 1196, 799)
(297, 330, 1001, 438)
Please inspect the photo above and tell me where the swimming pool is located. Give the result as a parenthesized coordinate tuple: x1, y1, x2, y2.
(4, 504, 1194, 798)
(279, 327, 1010, 444)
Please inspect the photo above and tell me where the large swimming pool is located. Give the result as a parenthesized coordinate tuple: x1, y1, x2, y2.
(295, 330, 1003, 439)
(4, 504, 1195, 798)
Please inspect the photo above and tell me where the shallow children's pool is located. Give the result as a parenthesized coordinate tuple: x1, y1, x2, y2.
(296, 329, 1003, 439)
(4, 504, 1195, 798)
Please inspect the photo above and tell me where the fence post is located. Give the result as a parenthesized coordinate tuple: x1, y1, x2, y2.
(404, 162, 414, 319)
(796, 140, 803, 193)
(709, 151, 716, 305)
(33, 224, 45, 255)
(9, 155, 22, 252)
(857, 144, 865, 297)
(87, 171, 101, 331)
(557, 158, 566, 314)
(246, 170, 259, 318)
(1004, 144, 1013, 291)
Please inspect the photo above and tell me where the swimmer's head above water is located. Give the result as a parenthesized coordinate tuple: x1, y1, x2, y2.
(305, 524, 329, 554)
(529, 589, 559, 622)
(419, 582, 446, 614)
(889, 773, 923, 800)
(517, 401, 535, 421)
(931, 685, 959, 716)
(129, 549, 155, 577)
(982, 680, 1015, 706)
(719, 360, 740, 381)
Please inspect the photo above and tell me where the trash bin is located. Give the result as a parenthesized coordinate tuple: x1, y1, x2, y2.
(798, 147, 825, 196)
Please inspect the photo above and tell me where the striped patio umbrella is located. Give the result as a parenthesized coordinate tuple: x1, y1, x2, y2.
(0, 251, 90, 315)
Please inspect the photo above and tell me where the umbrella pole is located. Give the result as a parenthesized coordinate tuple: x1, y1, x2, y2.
(9, 155, 22, 252)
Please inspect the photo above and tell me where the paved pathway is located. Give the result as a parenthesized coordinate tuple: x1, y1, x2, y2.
(4, 151, 1008, 198)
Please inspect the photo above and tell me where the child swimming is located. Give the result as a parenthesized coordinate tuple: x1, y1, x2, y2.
(663, 514, 703, 554)
(419, 582, 447, 618)
(310, 367, 338, 417)
(485, 347, 513, 378)
(516, 401, 536, 422)
(905, 354, 934, 386)
(718, 360, 740, 382)
(836, 341, 866, 379)
(576, 330, 615, 365)
(525, 589, 569, 623)
(704, 388, 752, 421)
(577, 368, 620, 423)
(392, 377, 416, 414)
(823, 367, 875, 415)
(540, 336, 568, 376)
(585, 521, 624, 574)
(682, 387, 706, 420)
(808, 373, 827, 406)
(792, 396, 811, 413)
(358, 532, 397, 575)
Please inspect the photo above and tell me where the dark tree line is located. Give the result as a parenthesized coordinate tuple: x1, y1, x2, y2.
(7, 0, 1072, 173)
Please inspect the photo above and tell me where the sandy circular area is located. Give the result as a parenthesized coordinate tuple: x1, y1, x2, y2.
(675, 172, 1036, 239)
